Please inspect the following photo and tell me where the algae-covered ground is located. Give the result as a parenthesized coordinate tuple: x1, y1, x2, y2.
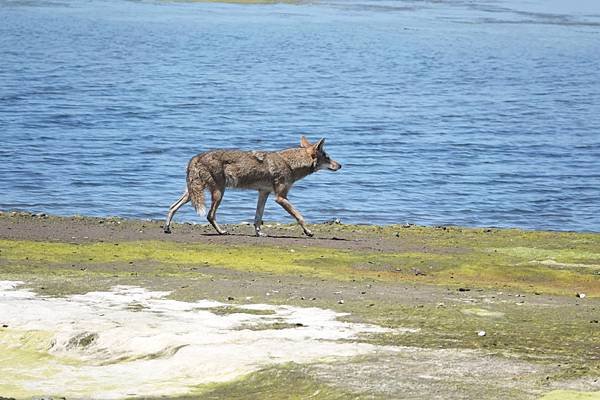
(0, 212, 599, 399)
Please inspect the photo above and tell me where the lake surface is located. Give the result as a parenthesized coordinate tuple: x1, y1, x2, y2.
(1, 0, 599, 231)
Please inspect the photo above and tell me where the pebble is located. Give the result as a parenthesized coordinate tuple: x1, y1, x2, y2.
(576, 293, 586, 299)
(477, 331, 486, 337)
(338, 299, 344, 304)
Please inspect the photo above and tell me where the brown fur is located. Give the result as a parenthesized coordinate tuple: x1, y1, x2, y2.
(164, 136, 342, 237)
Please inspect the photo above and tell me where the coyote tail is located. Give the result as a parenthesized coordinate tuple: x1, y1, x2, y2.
(187, 178, 207, 216)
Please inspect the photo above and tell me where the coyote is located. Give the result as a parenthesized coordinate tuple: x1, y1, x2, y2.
(164, 136, 342, 237)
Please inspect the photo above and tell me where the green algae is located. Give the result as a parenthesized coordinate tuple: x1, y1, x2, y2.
(345, 300, 599, 381)
(0, 328, 79, 399)
(235, 321, 305, 331)
(185, 363, 368, 400)
(540, 390, 600, 400)
(1, 233, 599, 297)
(208, 306, 276, 316)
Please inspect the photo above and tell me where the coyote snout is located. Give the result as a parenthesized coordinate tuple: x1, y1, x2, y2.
(164, 136, 342, 237)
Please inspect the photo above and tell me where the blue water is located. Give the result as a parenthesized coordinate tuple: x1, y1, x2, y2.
(1, 0, 600, 232)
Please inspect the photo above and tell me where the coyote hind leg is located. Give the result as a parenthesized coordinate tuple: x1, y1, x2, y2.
(164, 191, 190, 234)
(254, 190, 269, 237)
(207, 188, 228, 235)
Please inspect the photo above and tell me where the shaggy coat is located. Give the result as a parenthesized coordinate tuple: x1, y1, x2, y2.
(164, 136, 342, 237)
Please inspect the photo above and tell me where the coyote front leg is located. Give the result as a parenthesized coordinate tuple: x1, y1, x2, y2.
(275, 193, 313, 237)
(254, 190, 270, 237)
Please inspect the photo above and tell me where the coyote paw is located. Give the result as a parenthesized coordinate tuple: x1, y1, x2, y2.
(163, 227, 171, 234)
(303, 229, 314, 237)
(218, 230, 229, 235)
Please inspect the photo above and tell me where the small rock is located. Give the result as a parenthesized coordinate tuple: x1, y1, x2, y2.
(576, 293, 586, 299)
(477, 331, 486, 337)
(300, 296, 306, 300)
(227, 296, 235, 301)
(289, 249, 295, 253)
(590, 320, 598, 324)
(458, 288, 471, 292)
(338, 299, 344, 304)
(1, 324, 8, 328)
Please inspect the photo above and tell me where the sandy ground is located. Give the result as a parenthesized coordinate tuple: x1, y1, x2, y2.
(0, 211, 599, 400)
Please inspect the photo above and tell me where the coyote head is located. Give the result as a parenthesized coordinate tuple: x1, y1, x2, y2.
(301, 136, 342, 172)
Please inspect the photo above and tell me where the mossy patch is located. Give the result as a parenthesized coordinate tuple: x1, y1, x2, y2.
(1, 234, 599, 297)
(208, 306, 276, 316)
(235, 321, 305, 331)
(0, 328, 79, 399)
(186, 363, 367, 400)
(539, 390, 600, 400)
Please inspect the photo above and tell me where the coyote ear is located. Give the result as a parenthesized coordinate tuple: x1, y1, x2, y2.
(300, 136, 311, 148)
(315, 138, 325, 151)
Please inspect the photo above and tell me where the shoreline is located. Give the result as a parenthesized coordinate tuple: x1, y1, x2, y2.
(1, 211, 599, 399)
(2, 208, 599, 235)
